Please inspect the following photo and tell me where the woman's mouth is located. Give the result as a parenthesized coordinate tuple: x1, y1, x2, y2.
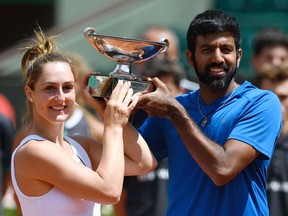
(51, 106, 66, 111)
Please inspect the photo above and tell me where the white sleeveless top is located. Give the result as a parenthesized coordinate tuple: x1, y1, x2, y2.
(11, 135, 101, 216)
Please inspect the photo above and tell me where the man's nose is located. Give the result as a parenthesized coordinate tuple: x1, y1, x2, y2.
(211, 49, 224, 64)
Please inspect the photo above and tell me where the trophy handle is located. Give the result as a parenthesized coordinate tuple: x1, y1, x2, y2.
(160, 38, 169, 54)
(84, 27, 96, 39)
(84, 27, 100, 51)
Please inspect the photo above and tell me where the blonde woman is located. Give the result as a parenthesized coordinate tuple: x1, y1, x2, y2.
(11, 29, 157, 216)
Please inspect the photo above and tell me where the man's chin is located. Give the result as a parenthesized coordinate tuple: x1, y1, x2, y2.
(208, 79, 229, 90)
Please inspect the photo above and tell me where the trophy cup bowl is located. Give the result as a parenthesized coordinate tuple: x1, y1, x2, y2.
(84, 27, 169, 97)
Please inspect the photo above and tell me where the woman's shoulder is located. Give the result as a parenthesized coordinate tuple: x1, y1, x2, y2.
(16, 135, 61, 158)
(14, 136, 65, 176)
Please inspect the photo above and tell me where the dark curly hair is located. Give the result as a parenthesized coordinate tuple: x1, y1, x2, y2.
(186, 9, 242, 53)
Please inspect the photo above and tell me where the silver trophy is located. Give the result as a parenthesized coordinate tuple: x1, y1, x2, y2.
(84, 27, 169, 97)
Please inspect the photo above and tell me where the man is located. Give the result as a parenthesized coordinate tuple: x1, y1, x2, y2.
(251, 27, 288, 84)
(257, 65, 288, 216)
(137, 9, 282, 215)
(143, 26, 181, 62)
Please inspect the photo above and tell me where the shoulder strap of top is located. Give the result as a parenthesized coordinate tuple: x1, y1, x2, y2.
(11, 134, 47, 198)
(64, 136, 92, 169)
(16, 134, 45, 149)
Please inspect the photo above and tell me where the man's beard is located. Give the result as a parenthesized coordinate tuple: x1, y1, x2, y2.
(194, 61, 237, 90)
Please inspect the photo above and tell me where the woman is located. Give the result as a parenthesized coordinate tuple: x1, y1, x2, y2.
(11, 29, 157, 216)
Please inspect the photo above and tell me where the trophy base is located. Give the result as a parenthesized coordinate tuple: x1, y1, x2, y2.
(88, 75, 150, 98)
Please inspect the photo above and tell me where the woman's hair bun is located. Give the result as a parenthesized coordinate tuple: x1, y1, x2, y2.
(21, 28, 57, 73)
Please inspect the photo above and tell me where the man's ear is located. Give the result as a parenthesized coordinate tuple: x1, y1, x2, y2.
(236, 48, 243, 68)
(186, 49, 194, 68)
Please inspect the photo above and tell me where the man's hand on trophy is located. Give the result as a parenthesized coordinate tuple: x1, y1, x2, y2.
(136, 77, 176, 118)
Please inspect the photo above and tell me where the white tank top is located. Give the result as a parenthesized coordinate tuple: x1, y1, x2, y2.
(11, 135, 101, 216)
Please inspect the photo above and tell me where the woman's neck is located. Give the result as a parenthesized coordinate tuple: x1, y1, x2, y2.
(30, 121, 65, 145)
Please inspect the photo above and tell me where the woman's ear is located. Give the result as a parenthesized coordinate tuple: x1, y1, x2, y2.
(25, 85, 33, 103)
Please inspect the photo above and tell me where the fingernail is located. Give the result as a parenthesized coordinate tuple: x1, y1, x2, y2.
(131, 93, 138, 101)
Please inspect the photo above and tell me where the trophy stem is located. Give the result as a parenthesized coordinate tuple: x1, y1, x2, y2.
(110, 63, 131, 75)
(109, 63, 143, 81)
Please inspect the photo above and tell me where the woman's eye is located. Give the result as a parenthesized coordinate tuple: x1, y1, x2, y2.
(45, 86, 55, 91)
(63, 85, 74, 92)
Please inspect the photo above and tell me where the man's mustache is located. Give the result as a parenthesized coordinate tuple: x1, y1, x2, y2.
(205, 62, 229, 70)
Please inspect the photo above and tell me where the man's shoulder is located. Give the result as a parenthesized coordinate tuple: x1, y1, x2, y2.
(239, 81, 277, 100)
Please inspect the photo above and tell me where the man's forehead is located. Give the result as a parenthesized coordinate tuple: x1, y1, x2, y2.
(195, 32, 236, 46)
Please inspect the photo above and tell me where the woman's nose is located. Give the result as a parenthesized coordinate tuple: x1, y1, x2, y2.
(54, 89, 65, 100)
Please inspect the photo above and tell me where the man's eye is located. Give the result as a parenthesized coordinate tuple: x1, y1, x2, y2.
(221, 48, 233, 54)
(202, 48, 212, 53)
(278, 95, 288, 102)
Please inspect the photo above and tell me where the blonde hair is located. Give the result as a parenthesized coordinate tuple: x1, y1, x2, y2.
(64, 52, 93, 106)
(21, 27, 75, 127)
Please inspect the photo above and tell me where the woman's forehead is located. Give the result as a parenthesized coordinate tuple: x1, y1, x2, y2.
(39, 62, 75, 83)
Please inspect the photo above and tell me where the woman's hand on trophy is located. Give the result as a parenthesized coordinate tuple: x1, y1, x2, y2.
(104, 80, 139, 127)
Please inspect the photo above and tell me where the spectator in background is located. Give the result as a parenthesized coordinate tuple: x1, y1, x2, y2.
(141, 59, 186, 96)
(143, 26, 181, 62)
(257, 65, 288, 216)
(136, 26, 198, 92)
(0, 92, 16, 212)
(0, 93, 16, 127)
(251, 27, 288, 85)
(0, 114, 15, 215)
